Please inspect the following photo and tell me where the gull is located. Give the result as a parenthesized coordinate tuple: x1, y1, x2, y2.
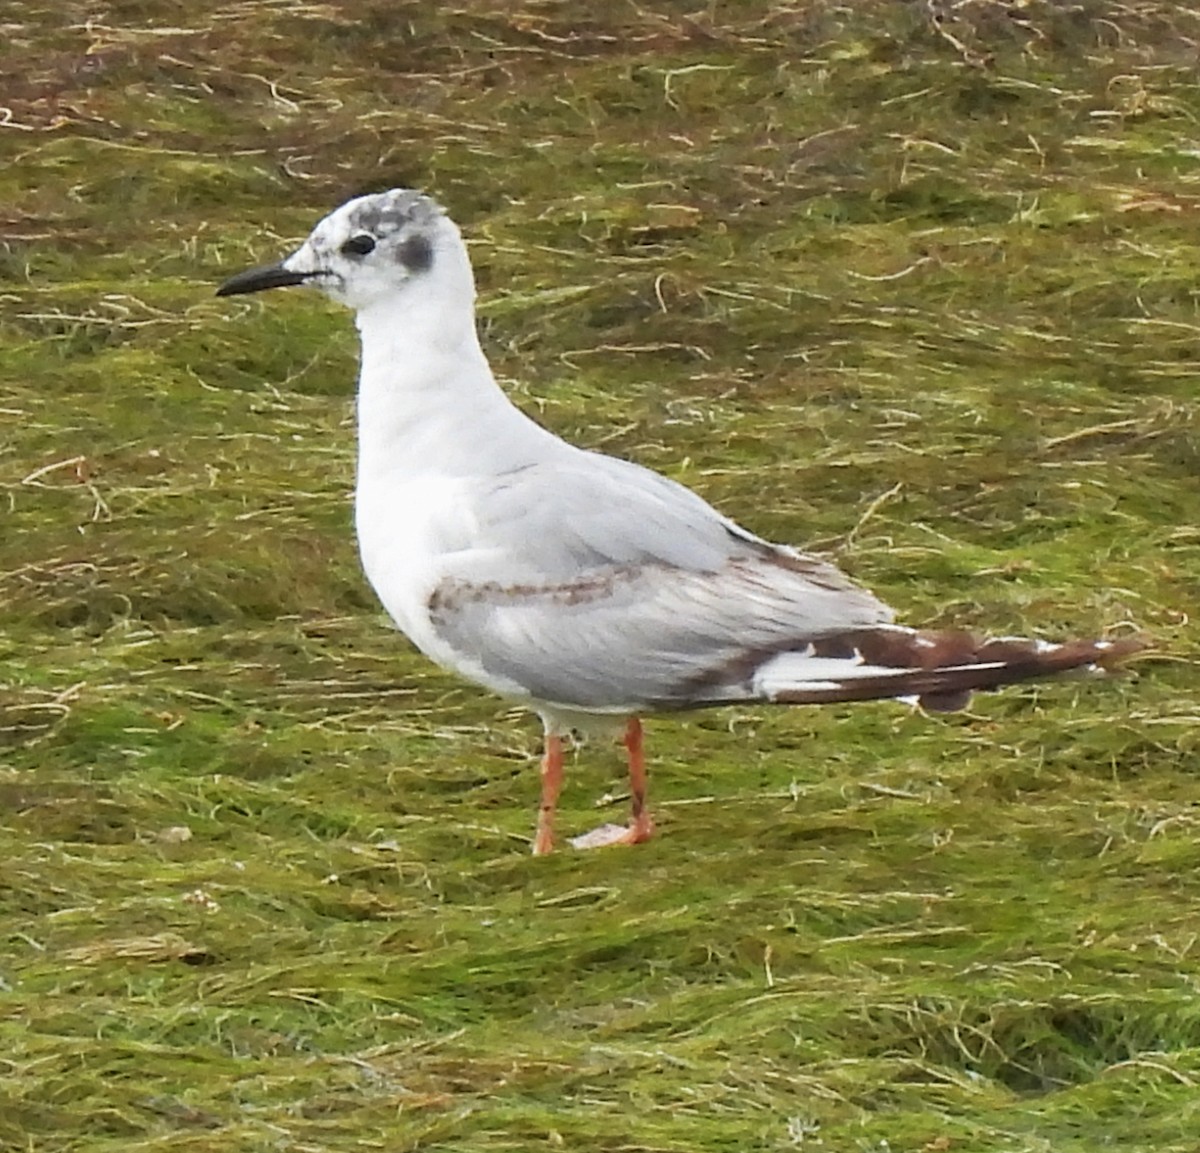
(216, 189, 1140, 854)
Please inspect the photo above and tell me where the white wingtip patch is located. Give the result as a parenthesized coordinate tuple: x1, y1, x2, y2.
(993, 635, 1060, 656)
(753, 653, 1011, 700)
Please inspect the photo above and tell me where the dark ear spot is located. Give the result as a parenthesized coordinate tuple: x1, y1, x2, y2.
(398, 233, 433, 273)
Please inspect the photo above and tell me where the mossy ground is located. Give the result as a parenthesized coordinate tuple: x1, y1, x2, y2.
(2, 2, 1198, 1150)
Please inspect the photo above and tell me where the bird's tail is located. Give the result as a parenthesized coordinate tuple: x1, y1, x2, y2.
(750, 628, 1143, 712)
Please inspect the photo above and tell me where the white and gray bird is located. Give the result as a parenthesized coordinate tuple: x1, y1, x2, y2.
(216, 189, 1139, 854)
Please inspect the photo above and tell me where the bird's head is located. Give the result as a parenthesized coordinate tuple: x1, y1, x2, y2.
(216, 189, 470, 314)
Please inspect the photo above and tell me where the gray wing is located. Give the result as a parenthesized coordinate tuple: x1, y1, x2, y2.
(429, 450, 894, 711)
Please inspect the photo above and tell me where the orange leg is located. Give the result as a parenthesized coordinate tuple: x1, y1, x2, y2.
(532, 733, 564, 855)
(567, 717, 656, 850)
(623, 717, 655, 844)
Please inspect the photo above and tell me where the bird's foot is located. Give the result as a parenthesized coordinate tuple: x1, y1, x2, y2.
(568, 814, 655, 850)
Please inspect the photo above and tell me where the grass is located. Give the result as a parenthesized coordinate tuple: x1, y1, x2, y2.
(2, 1, 1199, 1149)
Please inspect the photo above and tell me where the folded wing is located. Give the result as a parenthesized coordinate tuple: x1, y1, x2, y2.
(426, 452, 1139, 713)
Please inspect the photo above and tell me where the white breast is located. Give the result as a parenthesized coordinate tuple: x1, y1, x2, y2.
(353, 472, 535, 702)
(355, 472, 461, 647)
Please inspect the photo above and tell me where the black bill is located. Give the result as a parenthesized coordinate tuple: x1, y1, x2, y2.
(216, 262, 310, 297)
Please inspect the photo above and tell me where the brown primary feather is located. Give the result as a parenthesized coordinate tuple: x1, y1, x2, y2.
(764, 630, 1144, 711)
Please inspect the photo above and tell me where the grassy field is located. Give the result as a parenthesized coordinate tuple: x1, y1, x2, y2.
(2, 1, 1198, 1150)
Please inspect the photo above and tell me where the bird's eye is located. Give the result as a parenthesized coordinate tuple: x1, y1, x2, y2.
(341, 234, 376, 257)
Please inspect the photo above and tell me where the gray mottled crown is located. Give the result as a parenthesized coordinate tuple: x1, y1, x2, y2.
(346, 189, 443, 238)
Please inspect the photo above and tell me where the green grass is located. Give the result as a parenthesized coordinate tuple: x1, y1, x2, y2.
(2, 1, 1198, 1150)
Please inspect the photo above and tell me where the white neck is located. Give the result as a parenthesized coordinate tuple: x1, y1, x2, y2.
(352, 287, 553, 483)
